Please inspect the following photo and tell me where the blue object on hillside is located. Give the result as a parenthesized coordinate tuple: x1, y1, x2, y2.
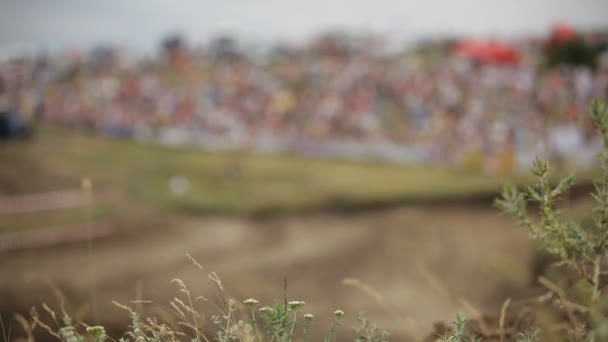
(0, 110, 27, 139)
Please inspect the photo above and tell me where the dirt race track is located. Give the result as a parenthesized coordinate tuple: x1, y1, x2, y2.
(0, 203, 534, 341)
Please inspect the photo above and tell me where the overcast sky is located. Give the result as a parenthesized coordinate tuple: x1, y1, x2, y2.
(1, 0, 607, 55)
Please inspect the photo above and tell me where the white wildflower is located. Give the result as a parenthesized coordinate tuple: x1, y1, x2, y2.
(333, 309, 344, 317)
(243, 298, 259, 306)
(259, 306, 273, 314)
(304, 313, 314, 320)
(288, 301, 305, 309)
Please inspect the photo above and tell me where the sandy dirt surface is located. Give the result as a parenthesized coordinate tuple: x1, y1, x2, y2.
(0, 203, 533, 341)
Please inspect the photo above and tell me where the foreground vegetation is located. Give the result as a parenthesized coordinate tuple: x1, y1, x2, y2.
(493, 99, 608, 341)
(10, 257, 391, 342)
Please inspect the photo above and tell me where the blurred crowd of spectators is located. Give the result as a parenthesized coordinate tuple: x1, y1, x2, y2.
(2, 34, 608, 173)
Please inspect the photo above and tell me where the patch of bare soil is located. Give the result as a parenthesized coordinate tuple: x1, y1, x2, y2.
(0, 204, 533, 341)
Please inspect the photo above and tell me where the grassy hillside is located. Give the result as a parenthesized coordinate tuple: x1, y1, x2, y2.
(1, 127, 527, 211)
(2, 126, 596, 233)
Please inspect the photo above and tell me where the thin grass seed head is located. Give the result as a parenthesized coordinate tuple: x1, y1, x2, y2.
(81, 177, 93, 193)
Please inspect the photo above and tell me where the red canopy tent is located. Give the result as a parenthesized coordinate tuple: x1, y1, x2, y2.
(454, 40, 520, 66)
(552, 22, 577, 42)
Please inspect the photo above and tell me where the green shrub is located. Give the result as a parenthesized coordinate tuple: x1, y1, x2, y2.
(545, 37, 598, 69)
(494, 99, 608, 341)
